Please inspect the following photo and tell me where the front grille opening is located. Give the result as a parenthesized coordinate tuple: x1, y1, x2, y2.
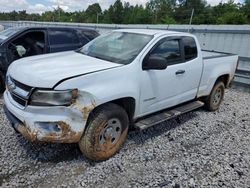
(7, 76, 33, 108)
(11, 93, 27, 107)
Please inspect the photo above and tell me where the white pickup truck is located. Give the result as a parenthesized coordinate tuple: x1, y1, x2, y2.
(4, 29, 238, 161)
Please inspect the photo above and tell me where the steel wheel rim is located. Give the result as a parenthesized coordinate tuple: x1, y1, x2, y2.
(212, 87, 222, 105)
(99, 118, 122, 146)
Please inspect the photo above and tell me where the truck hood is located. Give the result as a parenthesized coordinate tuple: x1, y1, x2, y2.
(9, 51, 122, 88)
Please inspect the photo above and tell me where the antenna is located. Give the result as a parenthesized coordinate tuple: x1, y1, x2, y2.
(188, 8, 194, 32)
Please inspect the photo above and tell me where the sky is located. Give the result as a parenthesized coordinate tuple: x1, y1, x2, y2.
(0, 0, 244, 14)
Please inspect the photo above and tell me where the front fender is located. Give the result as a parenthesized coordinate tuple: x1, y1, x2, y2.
(71, 90, 97, 121)
(55, 65, 140, 118)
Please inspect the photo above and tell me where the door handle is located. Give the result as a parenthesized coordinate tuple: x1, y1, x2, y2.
(175, 70, 185, 75)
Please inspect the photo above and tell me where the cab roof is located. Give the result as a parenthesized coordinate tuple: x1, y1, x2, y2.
(9, 26, 97, 32)
(113, 29, 182, 36)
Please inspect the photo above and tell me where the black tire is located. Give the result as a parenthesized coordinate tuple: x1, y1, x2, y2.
(0, 71, 5, 93)
(204, 81, 225, 111)
(79, 103, 129, 161)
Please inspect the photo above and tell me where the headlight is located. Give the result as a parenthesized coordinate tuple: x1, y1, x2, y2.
(30, 89, 78, 106)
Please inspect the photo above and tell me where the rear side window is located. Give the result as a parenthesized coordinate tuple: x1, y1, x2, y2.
(81, 30, 99, 40)
(183, 36, 197, 61)
(150, 39, 182, 63)
(79, 36, 89, 46)
(49, 29, 79, 45)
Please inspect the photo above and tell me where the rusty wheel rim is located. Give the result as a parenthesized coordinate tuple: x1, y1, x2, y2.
(99, 118, 122, 147)
(212, 87, 222, 106)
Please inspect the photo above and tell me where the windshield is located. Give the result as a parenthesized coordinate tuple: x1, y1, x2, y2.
(79, 32, 153, 65)
(0, 27, 20, 40)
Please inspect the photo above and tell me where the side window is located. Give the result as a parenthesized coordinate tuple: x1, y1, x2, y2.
(8, 31, 45, 62)
(49, 29, 79, 45)
(71, 31, 80, 44)
(79, 35, 90, 46)
(183, 36, 197, 61)
(81, 30, 99, 40)
(150, 39, 182, 64)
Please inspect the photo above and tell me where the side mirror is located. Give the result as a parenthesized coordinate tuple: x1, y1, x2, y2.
(143, 55, 168, 70)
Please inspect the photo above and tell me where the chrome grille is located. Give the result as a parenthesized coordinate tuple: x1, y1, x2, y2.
(6, 76, 33, 108)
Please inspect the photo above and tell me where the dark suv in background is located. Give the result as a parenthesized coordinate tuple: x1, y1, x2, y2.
(0, 26, 99, 91)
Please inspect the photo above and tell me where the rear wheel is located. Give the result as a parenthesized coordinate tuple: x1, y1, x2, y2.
(204, 81, 225, 111)
(79, 103, 129, 161)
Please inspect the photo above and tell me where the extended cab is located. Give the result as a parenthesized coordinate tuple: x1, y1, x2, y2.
(4, 29, 238, 161)
(0, 26, 99, 91)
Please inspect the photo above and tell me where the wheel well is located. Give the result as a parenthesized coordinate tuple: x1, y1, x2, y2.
(86, 97, 136, 128)
(110, 97, 136, 123)
(216, 74, 230, 88)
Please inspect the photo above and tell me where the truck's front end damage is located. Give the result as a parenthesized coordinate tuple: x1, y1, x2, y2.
(4, 75, 96, 143)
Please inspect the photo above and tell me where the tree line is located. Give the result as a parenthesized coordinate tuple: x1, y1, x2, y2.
(0, 0, 249, 24)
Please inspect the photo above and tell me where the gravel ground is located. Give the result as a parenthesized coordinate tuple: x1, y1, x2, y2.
(0, 88, 249, 188)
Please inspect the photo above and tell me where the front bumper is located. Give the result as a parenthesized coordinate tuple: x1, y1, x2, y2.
(3, 91, 86, 143)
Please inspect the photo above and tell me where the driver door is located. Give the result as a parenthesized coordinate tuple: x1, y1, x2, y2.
(139, 36, 202, 116)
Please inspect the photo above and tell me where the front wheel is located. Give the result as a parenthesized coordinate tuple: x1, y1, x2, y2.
(204, 81, 225, 111)
(79, 103, 129, 161)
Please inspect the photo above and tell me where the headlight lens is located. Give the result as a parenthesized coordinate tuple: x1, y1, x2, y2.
(30, 89, 78, 106)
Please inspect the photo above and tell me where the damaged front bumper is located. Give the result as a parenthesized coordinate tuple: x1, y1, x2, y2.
(3, 91, 87, 143)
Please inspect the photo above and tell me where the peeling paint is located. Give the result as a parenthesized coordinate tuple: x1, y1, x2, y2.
(15, 122, 36, 142)
(15, 121, 82, 143)
(71, 91, 97, 120)
(12, 91, 97, 144)
(37, 121, 82, 143)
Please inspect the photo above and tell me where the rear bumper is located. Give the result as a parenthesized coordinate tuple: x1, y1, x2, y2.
(4, 91, 86, 143)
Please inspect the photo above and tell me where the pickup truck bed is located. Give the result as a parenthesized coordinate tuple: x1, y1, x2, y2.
(202, 50, 249, 89)
(197, 50, 238, 98)
(202, 50, 236, 59)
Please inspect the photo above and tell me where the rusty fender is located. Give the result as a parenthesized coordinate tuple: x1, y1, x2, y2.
(40, 91, 97, 143)
(71, 91, 97, 120)
(15, 91, 97, 144)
